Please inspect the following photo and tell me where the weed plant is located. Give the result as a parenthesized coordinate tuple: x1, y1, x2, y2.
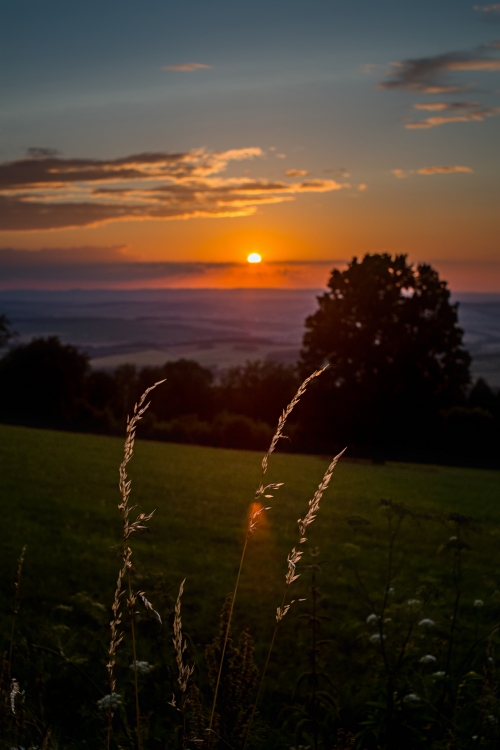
(1, 378, 500, 749)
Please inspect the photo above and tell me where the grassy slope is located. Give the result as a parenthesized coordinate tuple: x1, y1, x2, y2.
(1, 423, 499, 641)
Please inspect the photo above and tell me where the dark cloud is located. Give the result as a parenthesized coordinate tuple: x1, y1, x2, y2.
(0, 249, 342, 288)
(26, 147, 60, 158)
(0, 148, 346, 231)
(379, 43, 500, 93)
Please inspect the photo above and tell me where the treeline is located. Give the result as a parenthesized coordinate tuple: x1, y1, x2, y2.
(0, 334, 499, 466)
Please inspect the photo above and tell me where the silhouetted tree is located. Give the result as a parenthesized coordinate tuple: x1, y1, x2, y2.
(136, 359, 214, 421)
(0, 336, 89, 428)
(217, 361, 299, 425)
(299, 254, 471, 459)
(468, 377, 498, 418)
(0, 314, 15, 349)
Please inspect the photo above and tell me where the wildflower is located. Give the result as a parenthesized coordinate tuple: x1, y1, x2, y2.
(473, 599, 484, 608)
(432, 671, 445, 678)
(420, 654, 437, 665)
(97, 692, 122, 711)
(403, 693, 420, 703)
(10, 679, 20, 714)
(129, 660, 152, 675)
(418, 618, 435, 628)
(388, 587, 395, 596)
(366, 613, 379, 625)
(369, 633, 385, 643)
(449, 535, 457, 541)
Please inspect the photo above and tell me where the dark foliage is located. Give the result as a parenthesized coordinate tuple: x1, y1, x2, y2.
(0, 336, 90, 429)
(299, 254, 473, 460)
(217, 361, 299, 424)
(0, 314, 15, 349)
(205, 595, 259, 749)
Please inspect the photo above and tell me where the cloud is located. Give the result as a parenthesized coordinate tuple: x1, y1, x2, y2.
(378, 43, 500, 93)
(473, 4, 500, 11)
(162, 63, 211, 71)
(357, 183, 368, 191)
(405, 105, 500, 128)
(0, 252, 345, 289)
(417, 165, 474, 174)
(285, 169, 308, 177)
(392, 166, 473, 178)
(412, 101, 480, 110)
(0, 148, 347, 231)
(26, 147, 60, 158)
(0, 245, 131, 264)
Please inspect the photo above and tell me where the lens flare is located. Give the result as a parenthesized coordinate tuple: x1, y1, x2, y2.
(247, 253, 262, 263)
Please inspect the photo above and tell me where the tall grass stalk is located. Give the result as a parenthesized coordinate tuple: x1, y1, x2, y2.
(243, 448, 345, 750)
(107, 379, 165, 750)
(171, 578, 195, 748)
(207, 368, 326, 746)
(8, 544, 26, 679)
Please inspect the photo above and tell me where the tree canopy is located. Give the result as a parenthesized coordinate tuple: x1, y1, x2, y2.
(299, 254, 472, 458)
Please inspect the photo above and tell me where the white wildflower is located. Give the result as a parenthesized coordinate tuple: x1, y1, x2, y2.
(418, 618, 435, 628)
(420, 654, 437, 665)
(449, 536, 457, 541)
(369, 633, 385, 643)
(130, 660, 152, 675)
(366, 613, 379, 625)
(403, 693, 420, 703)
(388, 587, 395, 596)
(97, 692, 122, 711)
(10, 679, 20, 714)
(432, 671, 446, 678)
(473, 599, 484, 608)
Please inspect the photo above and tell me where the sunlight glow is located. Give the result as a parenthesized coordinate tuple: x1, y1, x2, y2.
(247, 252, 262, 263)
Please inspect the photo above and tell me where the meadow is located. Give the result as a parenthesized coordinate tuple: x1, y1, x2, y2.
(1, 422, 500, 748)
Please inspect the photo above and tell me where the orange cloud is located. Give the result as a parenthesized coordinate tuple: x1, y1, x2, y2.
(392, 166, 473, 177)
(286, 169, 308, 177)
(417, 165, 474, 174)
(405, 106, 500, 128)
(413, 101, 480, 111)
(0, 148, 347, 231)
(162, 63, 211, 71)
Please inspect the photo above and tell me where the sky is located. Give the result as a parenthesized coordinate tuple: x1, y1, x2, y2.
(1, 0, 499, 290)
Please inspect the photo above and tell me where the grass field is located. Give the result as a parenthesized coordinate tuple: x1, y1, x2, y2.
(1, 422, 499, 746)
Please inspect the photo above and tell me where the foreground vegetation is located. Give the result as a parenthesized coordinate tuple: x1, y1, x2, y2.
(1, 421, 500, 748)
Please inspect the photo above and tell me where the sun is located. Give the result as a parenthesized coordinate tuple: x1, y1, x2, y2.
(247, 252, 262, 263)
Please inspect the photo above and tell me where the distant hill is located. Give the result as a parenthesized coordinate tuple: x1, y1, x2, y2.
(0, 288, 499, 384)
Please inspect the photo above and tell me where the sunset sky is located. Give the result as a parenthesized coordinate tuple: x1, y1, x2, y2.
(1, 0, 499, 290)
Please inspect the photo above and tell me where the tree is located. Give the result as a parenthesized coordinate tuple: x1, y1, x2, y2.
(216, 361, 299, 425)
(136, 359, 215, 421)
(0, 336, 89, 428)
(299, 254, 471, 458)
(0, 314, 15, 349)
